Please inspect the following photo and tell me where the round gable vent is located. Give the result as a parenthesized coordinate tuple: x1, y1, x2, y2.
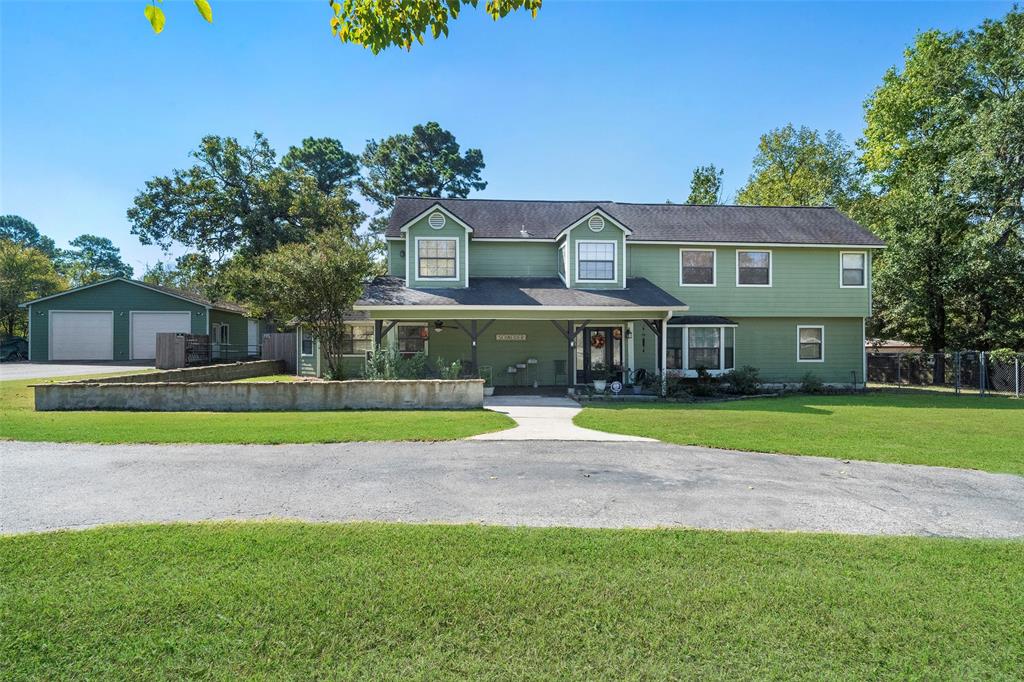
(428, 212, 446, 229)
(588, 214, 605, 232)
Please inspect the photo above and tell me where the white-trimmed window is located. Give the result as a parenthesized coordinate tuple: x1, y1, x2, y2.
(341, 324, 374, 356)
(300, 328, 314, 356)
(680, 249, 716, 286)
(577, 241, 616, 282)
(212, 322, 229, 344)
(416, 238, 458, 280)
(557, 244, 566, 282)
(797, 325, 824, 362)
(666, 325, 736, 375)
(840, 251, 867, 288)
(737, 250, 772, 286)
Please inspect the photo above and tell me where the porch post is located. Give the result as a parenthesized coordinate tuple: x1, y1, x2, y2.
(470, 319, 478, 371)
(660, 316, 668, 397)
(373, 320, 383, 350)
(566, 320, 575, 389)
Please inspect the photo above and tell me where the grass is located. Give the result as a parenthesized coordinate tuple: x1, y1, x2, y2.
(575, 391, 1024, 476)
(0, 373, 513, 444)
(233, 374, 300, 382)
(1, 522, 1021, 679)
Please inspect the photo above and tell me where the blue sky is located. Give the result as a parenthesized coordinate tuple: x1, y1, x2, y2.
(1, 0, 1013, 274)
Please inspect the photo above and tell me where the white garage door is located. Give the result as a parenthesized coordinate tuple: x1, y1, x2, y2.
(131, 312, 192, 360)
(50, 311, 114, 361)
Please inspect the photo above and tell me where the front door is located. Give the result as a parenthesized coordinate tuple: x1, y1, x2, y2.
(576, 327, 623, 384)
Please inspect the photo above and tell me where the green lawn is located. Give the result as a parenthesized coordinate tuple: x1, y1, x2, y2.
(1, 522, 1021, 679)
(233, 374, 300, 382)
(0, 374, 512, 444)
(576, 392, 1024, 475)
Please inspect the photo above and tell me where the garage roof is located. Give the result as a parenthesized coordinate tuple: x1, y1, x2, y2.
(20, 277, 248, 315)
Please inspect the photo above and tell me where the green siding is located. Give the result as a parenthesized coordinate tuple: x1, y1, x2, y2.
(387, 239, 405, 277)
(209, 309, 251, 359)
(26, 280, 207, 362)
(405, 212, 469, 288)
(566, 216, 626, 289)
(628, 244, 871, 317)
(469, 242, 559, 277)
(732, 317, 865, 384)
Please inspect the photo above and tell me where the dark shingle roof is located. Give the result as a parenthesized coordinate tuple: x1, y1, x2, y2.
(356, 277, 684, 309)
(137, 280, 248, 314)
(668, 315, 736, 325)
(386, 197, 885, 246)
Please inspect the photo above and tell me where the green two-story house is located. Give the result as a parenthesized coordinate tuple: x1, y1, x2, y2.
(301, 197, 884, 390)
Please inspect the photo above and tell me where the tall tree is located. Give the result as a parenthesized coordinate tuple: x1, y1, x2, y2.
(687, 164, 724, 204)
(859, 8, 1024, 353)
(0, 215, 57, 258)
(0, 241, 65, 337)
(141, 0, 542, 53)
(58, 235, 134, 287)
(142, 253, 215, 293)
(360, 121, 487, 235)
(246, 230, 377, 379)
(127, 132, 365, 290)
(737, 124, 859, 207)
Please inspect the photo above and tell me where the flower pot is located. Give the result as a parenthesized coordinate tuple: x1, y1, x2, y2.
(593, 379, 607, 392)
(483, 386, 495, 397)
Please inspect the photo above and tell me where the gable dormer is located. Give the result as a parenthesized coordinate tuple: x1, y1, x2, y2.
(557, 208, 631, 289)
(399, 204, 472, 288)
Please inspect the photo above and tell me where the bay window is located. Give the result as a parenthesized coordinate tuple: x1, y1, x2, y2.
(666, 325, 736, 376)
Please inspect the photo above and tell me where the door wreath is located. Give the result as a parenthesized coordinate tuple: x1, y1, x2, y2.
(590, 333, 606, 349)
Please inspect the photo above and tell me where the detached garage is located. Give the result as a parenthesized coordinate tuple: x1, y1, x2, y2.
(21, 278, 251, 363)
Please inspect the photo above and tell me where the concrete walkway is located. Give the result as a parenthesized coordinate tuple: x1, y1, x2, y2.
(3, 440, 1022, 537)
(471, 395, 654, 441)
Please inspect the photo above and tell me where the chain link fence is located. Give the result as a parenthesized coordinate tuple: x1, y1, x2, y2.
(867, 351, 1023, 397)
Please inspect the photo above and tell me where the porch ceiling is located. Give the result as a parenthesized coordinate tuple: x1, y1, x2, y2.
(354, 276, 685, 320)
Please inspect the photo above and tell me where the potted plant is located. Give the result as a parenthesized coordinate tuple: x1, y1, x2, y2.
(592, 362, 608, 392)
(479, 366, 495, 396)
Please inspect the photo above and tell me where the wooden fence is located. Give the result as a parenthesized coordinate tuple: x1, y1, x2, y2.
(261, 333, 296, 372)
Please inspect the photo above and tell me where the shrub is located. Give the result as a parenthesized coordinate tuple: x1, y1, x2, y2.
(800, 371, 825, 393)
(665, 377, 693, 400)
(364, 349, 430, 380)
(724, 366, 762, 395)
(435, 357, 462, 380)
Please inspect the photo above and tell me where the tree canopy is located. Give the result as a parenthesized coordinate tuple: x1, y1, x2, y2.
(737, 124, 859, 208)
(0, 240, 65, 337)
(245, 230, 378, 379)
(686, 165, 724, 204)
(142, 0, 541, 53)
(127, 132, 365, 267)
(360, 121, 487, 235)
(858, 8, 1024, 351)
(57, 235, 134, 287)
(0, 215, 57, 259)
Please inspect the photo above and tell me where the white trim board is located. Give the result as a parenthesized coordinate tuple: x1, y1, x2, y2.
(395, 204, 475, 234)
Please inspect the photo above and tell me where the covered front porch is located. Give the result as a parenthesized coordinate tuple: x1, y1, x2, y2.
(367, 316, 672, 390)
(353, 275, 686, 392)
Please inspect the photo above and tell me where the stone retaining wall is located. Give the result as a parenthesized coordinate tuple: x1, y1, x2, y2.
(72, 360, 283, 384)
(33, 379, 484, 412)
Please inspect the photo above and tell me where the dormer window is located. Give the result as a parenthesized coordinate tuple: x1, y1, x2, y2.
(417, 238, 458, 279)
(577, 241, 616, 282)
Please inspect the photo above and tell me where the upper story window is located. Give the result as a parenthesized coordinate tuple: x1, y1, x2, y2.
(797, 325, 824, 362)
(577, 241, 616, 282)
(557, 244, 566, 280)
(680, 249, 716, 286)
(840, 251, 866, 287)
(341, 324, 374, 356)
(737, 250, 772, 286)
(417, 238, 458, 280)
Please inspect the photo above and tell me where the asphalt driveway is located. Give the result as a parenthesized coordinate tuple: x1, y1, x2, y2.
(0, 362, 150, 381)
(3, 440, 1022, 537)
